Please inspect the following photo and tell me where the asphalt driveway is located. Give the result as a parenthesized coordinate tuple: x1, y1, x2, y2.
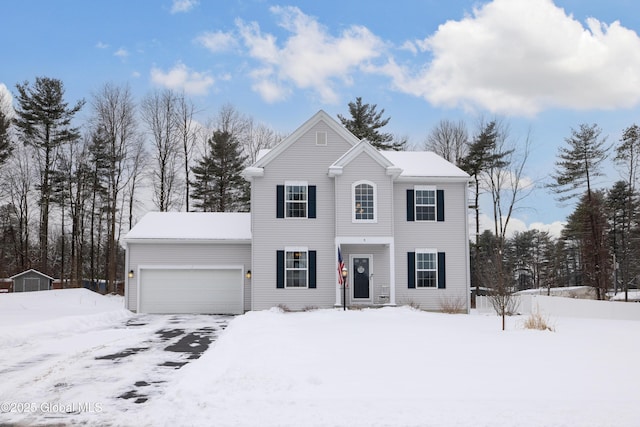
(0, 313, 231, 426)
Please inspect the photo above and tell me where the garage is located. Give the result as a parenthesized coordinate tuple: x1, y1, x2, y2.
(124, 212, 252, 314)
(138, 267, 244, 315)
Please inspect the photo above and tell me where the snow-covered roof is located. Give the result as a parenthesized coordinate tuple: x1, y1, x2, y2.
(10, 269, 55, 280)
(125, 212, 251, 241)
(381, 151, 469, 179)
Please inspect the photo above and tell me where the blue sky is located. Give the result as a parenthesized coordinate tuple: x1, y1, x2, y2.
(2, 0, 640, 236)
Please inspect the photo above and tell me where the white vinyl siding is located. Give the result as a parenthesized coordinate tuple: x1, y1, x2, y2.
(394, 181, 470, 311)
(251, 120, 351, 310)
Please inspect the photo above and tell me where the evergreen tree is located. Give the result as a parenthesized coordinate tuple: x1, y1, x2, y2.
(550, 123, 609, 299)
(564, 190, 611, 299)
(191, 130, 248, 212)
(13, 77, 84, 273)
(338, 97, 404, 151)
(459, 121, 511, 305)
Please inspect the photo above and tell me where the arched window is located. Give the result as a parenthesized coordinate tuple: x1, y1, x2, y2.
(353, 181, 376, 222)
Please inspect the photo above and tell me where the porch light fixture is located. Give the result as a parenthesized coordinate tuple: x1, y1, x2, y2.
(246, 270, 251, 280)
(128, 270, 134, 279)
(341, 266, 348, 311)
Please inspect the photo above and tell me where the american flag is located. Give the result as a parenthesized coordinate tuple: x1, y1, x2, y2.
(337, 247, 345, 285)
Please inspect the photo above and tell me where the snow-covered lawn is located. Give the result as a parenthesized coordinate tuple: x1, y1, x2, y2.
(2, 289, 640, 427)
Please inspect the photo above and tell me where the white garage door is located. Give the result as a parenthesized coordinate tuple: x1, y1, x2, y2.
(139, 268, 243, 314)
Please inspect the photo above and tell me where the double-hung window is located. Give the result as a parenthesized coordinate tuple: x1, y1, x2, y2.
(416, 250, 437, 288)
(353, 181, 376, 222)
(285, 249, 308, 288)
(407, 187, 444, 222)
(415, 186, 436, 221)
(408, 250, 446, 289)
(285, 182, 307, 218)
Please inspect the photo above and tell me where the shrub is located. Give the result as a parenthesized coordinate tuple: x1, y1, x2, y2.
(438, 296, 466, 314)
(523, 309, 555, 331)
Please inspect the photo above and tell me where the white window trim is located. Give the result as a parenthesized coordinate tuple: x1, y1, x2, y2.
(414, 185, 437, 222)
(284, 246, 309, 289)
(284, 181, 308, 219)
(316, 131, 327, 146)
(415, 248, 438, 289)
(352, 180, 377, 223)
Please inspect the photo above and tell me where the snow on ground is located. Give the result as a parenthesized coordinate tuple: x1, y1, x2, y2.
(1, 290, 640, 427)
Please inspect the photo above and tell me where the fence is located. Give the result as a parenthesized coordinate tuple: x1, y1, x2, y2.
(476, 294, 640, 321)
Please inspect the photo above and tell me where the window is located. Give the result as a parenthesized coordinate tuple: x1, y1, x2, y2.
(408, 250, 446, 289)
(407, 188, 444, 222)
(286, 182, 307, 218)
(416, 251, 437, 288)
(277, 249, 317, 289)
(353, 181, 376, 222)
(285, 250, 308, 288)
(415, 187, 436, 221)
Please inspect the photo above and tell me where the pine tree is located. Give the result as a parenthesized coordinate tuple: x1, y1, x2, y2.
(191, 130, 248, 212)
(338, 97, 404, 151)
(459, 121, 511, 306)
(13, 77, 84, 273)
(550, 123, 610, 299)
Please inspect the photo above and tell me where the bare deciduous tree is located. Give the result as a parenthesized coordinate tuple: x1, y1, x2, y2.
(424, 119, 468, 165)
(141, 89, 182, 212)
(91, 83, 138, 292)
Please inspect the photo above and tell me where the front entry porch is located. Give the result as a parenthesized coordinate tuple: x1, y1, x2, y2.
(335, 237, 396, 308)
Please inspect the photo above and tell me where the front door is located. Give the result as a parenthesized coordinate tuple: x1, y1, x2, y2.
(352, 256, 371, 300)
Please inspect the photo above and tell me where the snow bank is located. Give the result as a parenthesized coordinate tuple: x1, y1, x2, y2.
(0, 288, 132, 346)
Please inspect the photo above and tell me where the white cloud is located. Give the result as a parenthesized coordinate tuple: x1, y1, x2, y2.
(196, 31, 237, 53)
(235, 6, 384, 104)
(150, 62, 215, 95)
(385, 0, 640, 116)
(476, 213, 565, 239)
(95, 41, 109, 49)
(171, 0, 198, 14)
(114, 48, 129, 58)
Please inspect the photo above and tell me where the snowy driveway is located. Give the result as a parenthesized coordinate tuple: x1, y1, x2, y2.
(0, 312, 231, 426)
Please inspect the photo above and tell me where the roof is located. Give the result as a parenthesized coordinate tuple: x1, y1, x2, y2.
(381, 151, 469, 179)
(125, 212, 251, 241)
(10, 269, 55, 280)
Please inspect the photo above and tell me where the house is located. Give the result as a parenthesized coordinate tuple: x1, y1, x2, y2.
(124, 110, 471, 314)
(10, 269, 54, 292)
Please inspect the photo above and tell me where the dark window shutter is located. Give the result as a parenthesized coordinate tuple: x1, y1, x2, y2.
(406, 189, 415, 222)
(276, 185, 284, 218)
(308, 186, 316, 219)
(308, 250, 317, 288)
(276, 250, 285, 288)
(408, 252, 416, 288)
(437, 190, 445, 222)
(438, 252, 446, 289)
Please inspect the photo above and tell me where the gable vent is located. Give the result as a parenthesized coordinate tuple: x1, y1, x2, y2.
(316, 131, 327, 146)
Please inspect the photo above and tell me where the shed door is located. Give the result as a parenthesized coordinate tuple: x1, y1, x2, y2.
(139, 268, 243, 314)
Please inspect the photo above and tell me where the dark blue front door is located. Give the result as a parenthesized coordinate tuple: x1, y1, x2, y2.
(353, 257, 370, 299)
